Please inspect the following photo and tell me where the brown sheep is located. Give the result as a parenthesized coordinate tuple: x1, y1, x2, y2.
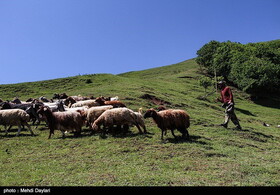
(95, 97, 126, 108)
(37, 106, 85, 139)
(143, 108, 190, 140)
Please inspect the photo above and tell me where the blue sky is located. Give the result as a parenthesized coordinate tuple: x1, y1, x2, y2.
(0, 0, 279, 84)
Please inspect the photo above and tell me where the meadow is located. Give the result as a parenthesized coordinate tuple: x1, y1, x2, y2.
(0, 59, 279, 186)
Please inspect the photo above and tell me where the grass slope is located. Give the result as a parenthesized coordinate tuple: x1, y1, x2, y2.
(0, 59, 279, 186)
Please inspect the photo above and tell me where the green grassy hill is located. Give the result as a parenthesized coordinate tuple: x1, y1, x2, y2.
(0, 59, 279, 186)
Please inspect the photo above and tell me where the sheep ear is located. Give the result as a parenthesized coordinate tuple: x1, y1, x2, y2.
(151, 109, 157, 117)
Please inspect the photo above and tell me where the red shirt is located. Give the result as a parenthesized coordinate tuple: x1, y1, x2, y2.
(220, 86, 234, 104)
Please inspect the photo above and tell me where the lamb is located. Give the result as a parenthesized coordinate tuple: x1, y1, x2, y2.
(37, 106, 85, 139)
(143, 108, 190, 140)
(0, 109, 34, 136)
(92, 107, 146, 136)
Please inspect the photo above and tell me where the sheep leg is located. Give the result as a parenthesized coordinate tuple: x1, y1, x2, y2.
(48, 132, 52, 139)
(135, 124, 143, 134)
(48, 128, 55, 139)
(33, 118, 41, 129)
(23, 121, 34, 136)
(142, 124, 147, 134)
(171, 129, 177, 140)
(185, 129, 190, 140)
(113, 125, 120, 136)
(74, 128, 81, 137)
(4, 126, 8, 136)
(178, 128, 189, 140)
(100, 126, 107, 138)
(16, 125, 22, 136)
(161, 129, 166, 140)
(34, 120, 40, 129)
(122, 124, 129, 135)
(61, 131, 66, 139)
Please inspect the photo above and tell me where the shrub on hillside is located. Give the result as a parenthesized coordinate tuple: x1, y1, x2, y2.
(196, 40, 280, 95)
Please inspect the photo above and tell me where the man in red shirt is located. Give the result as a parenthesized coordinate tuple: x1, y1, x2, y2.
(217, 81, 242, 130)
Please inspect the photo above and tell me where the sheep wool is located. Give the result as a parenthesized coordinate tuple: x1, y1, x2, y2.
(0, 109, 34, 136)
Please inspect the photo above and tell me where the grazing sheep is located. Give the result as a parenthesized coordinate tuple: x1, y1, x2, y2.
(37, 106, 85, 139)
(143, 108, 190, 140)
(92, 107, 146, 136)
(0, 109, 34, 136)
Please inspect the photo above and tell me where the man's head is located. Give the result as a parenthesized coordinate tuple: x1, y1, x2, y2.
(217, 81, 226, 90)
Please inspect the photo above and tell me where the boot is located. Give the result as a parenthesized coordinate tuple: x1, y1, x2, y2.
(220, 123, 228, 128)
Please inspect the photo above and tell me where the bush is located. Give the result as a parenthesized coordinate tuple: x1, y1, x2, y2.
(196, 40, 280, 95)
(85, 79, 92, 84)
(198, 76, 213, 95)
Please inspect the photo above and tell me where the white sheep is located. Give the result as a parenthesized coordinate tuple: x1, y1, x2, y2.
(110, 96, 119, 101)
(0, 109, 34, 136)
(85, 105, 113, 131)
(132, 108, 147, 134)
(64, 106, 89, 112)
(71, 100, 100, 108)
(92, 107, 147, 135)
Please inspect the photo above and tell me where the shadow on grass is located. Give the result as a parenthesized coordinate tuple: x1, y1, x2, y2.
(165, 134, 209, 145)
(0, 133, 38, 138)
(252, 95, 280, 109)
(0, 128, 38, 138)
(56, 129, 155, 140)
(235, 107, 256, 116)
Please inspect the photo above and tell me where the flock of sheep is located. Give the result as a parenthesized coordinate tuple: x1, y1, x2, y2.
(0, 93, 190, 140)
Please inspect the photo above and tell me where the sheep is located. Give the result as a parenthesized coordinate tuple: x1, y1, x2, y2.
(43, 101, 65, 112)
(143, 108, 190, 140)
(37, 106, 85, 139)
(71, 99, 100, 108)
(0, 109, 34, 136)
(39, 96, 51, 102)
(64, 96, 95, 107)
(64, 106, 89, 112)
(132, 108, 147, 134)
(64, 97, 76, 107)
(92, 107, 146, 136)
(110, 96, 119, 101)
(0, 102, 42, 128)
(85, 105, 113, 131)
(64, 96, 99, 108)
(95, 97, 126, 108)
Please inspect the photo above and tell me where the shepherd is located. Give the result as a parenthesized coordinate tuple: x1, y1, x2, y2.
(216, 81, 242, 130)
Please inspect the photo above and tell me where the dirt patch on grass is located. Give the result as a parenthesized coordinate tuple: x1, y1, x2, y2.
(140, 93, 171, 106)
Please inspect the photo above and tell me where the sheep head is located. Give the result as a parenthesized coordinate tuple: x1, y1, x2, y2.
(143, 108, 157, 119)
